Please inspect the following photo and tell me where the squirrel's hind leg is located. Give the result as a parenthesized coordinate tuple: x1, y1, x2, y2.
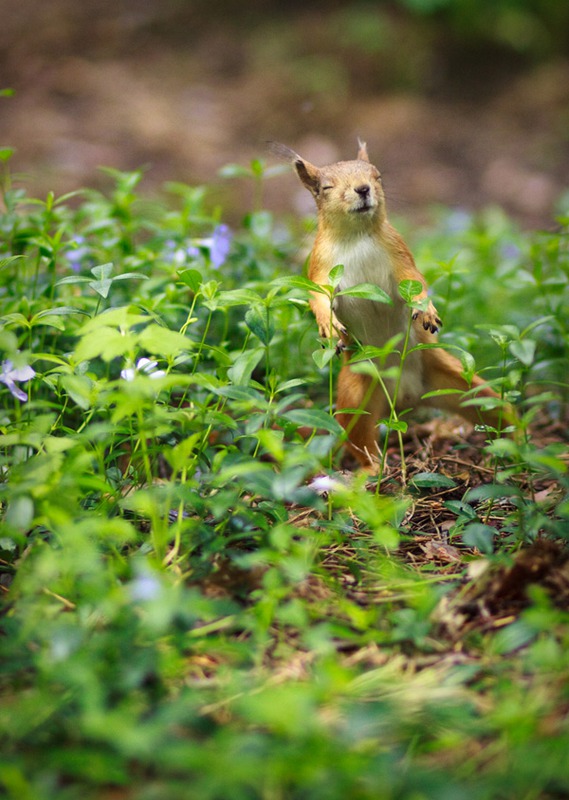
(336, 365, 386, 473)
(420, 348, 509, 430)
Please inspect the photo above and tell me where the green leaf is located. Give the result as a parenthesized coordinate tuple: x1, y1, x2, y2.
(485, 438, 520, 458)
(88, 277, 113, 298)
(421, 388, 463, 399)
(509, 339, 536, 367)
(0, 255, 23, 270)
(78, 307, 148, 335)
(329, 264, 345, 287)
(111, 271, 148, 282)
(411, 472, 457, 489)
(465, 484, 522, 503)
(282, 408, 343, 435)
(398, 279, 423, 304)
(381, 418, 408, 433)
(178, 268, 203, 292)
(217, 289, 263, 307)
(34, 306, 89, 319)
(91, 263, 114, 280)
(248, 210, 273, 239)
(335, 282, 391, 303)
(245, 306, 274, 345)
(60, 374, 94, 409)
(4, 495, 34, 532)
(462, 523, 495, 554)
(0, 329, 18, 350)
(218, 163, 252, 179)
(31, 314, 66, 331)
(312, 348, 337, 369)
(216, 384, 265, 404)
(1, 312, 30, 329)
(275, 378, 307, 393)
(493, 620, 536, 654)
(227, 348, 264, 385)
(349, 339, 402, 362)
(272, 275, 326, 294)
(137, 324, 192, 357)
(56, 275, 92, 286)
(444, 500, 478, 520)
(74, 327, 137, 362)
(32, 307, 89, 329)
(250, 158, 265, 177)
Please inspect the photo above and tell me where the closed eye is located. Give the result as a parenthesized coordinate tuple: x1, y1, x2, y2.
(321, 186, 334, 191)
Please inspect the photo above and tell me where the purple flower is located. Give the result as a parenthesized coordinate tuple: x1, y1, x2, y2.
(0, 360, 35, 402)
(500, 242, 522, 260)
(210, 224, 232, 269)
(444, 209, 472, 234)
(129, 571, 162, 602)
(66, 236, 90, 273)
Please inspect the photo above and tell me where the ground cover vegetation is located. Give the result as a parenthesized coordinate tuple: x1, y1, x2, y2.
(1, 146, 568, 799)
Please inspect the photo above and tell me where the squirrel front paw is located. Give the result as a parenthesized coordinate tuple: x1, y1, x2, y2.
(412, 301, 442, 334)
(317, 315, 348, 342)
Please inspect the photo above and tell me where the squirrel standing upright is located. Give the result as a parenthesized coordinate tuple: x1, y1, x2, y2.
(276, 140, 508, 472)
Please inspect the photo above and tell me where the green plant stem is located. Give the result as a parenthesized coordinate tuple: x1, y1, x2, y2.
(135, 407, 153, 487)
(191, 310, 213, 374)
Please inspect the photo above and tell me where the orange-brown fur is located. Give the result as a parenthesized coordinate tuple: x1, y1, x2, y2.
(277, 140, 508, 471)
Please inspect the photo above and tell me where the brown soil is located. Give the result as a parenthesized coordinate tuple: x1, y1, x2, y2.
(1, 1, 568, 227)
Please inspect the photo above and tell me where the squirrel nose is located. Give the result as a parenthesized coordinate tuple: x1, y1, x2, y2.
(355, 184, 370, 197)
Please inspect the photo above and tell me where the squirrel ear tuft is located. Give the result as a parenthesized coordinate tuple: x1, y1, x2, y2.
(268, 141, 300, 162)
(267, 142, 321, 196)
(356, 138, 369, 162)
(293, 158, 321, 196)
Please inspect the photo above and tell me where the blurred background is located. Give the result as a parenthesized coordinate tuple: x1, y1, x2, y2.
(1, 0, 568, 226)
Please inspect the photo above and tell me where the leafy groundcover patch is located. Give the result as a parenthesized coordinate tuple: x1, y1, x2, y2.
(1, 160, 568, 799)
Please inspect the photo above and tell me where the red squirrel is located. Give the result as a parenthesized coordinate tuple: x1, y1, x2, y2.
(276, 140, 509, 472)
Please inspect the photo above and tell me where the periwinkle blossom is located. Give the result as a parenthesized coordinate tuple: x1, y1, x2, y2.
(0, 360, 35, 402)
(65, 235, 90, 273)
(500, 242, 522, 261)
(129, 571, 162, 602)
(444, 209, 472, 234)
(164, 239, 201, 267)
(162, 227, 231, 270)
(120, 357, 166, 382)
(209, 224, 232, 269)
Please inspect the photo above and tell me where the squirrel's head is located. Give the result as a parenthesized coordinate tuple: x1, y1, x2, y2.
(271, 139, 386, 230)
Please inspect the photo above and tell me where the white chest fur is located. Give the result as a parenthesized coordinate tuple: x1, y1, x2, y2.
(329, 234, 424, 404)
(331, 235, 402, 344)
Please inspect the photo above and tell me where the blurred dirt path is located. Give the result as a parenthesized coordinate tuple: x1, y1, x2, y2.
(1, 1, 568, 226)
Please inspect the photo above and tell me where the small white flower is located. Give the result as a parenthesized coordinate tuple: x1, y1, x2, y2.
(121, 357, 166, 381)
(308, 475, 343, 495)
